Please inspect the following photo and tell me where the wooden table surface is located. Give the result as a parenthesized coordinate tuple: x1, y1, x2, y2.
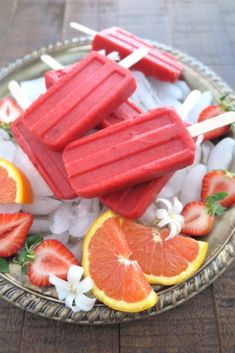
(0, 0, 235, 352)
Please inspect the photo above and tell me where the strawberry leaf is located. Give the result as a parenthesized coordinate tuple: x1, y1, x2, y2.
(0, 258, 9, 273)
(206, 192, 228, 216)
(0, 122, 13, 139)
(22, 264, 29, 275)
(26, 234, 43, 250)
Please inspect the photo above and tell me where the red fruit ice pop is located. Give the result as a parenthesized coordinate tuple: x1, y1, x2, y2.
(23, 50, 147, 150)
(42, 56, 142, 129)
(70, 22, 183, 82)
(8, 81, 76, 200)
(11, 119, 77, 200)
(63, 106, 235, 199)
(63, 107, 196, 198)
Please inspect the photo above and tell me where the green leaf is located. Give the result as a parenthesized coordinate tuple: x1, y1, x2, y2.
(0, 122, 13, 139)
(18, 249, 27, 264)
(219, 94, 235, 112)
(206, 192, 228, 216)
(0, 258, 9, 273)
(26, 234, 43, 250)
(21, 264, 29, 275)
(206, 192, 228, 204)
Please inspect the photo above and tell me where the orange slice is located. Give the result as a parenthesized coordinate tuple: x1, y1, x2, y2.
(122, 219, 208, 286)
(82, 211, 158, 312)
(0, 158, 33, 203)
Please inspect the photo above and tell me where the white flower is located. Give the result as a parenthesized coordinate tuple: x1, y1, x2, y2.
(155, 197, 184, 240)
(49, 265, 96, 313)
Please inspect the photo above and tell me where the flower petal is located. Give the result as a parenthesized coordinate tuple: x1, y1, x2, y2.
(173, 197, 183, 214)
(75, 294, 96, 312)
(156, 209, 168, 219)
(156, 198, 172, 212)
(175, 214, 184, 225)
(76, 276, 93, 294)
(157, 218, 170, 227)
(67, 265, 84, 284)
(49, 274, 68, 287)
(65, 295, 75, 310)
(165, 223, 179, 240)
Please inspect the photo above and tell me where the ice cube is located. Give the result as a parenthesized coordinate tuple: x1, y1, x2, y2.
(180, 164, 207, 205)
(22, 196, 61, 215)
(0, 129, 10, 141)
(207, 137, 235, 171)
(175, 80, 191, 100)
(0, 140, 16, 162)
(148, 77, 183, 101)
(49, 203, 72, 234)
(187, 91, 212, 123)
(44, 232, 70, 246)
(0, 203, 21, 213)
(29, 217, 50, 234)
(20, 77, 46, 102)
(67, 239, 83, 263)
(13, 146, 53, 196)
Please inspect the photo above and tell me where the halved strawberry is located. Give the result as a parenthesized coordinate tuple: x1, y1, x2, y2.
(198, 105, 230, 141)
(28, 239, 78, 287)
(181, 201, 214, 236)
(0, 213, 33, 257)
(0, 97, 23, 124)
(201, 170, 235, 207)
(182, 192, 228, 236)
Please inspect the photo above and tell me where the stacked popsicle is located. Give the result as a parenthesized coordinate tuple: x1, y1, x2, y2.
(10, 25, 234, 219)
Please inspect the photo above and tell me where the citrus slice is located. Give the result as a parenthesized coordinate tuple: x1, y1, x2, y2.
(122, 219, 208, 286)
(82, 211, 158, 312)
(0, 158, 33, 203)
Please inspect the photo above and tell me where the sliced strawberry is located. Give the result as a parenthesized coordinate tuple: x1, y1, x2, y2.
(181, 201, 214, 236)
(0, 213, 33, 257)
(201, 170, 235, 207)
(198, 105, 230, 140)
(0, 97, 23, 124)
(28, 239, 78, 287)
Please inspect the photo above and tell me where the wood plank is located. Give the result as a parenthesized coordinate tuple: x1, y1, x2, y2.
(0, 299, 24, 353)
(120, 287, 221, 353)
(213, 261, 235, 353)
(0, 0, 66, 68)
(19, 311, 119, 353)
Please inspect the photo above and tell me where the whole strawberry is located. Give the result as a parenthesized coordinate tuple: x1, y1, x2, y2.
(181, 192, 228, 236)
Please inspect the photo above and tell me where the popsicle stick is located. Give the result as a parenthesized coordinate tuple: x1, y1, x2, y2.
(177, 90, 202, 120)
(187, 112, 235, 137)
(70, 22, 97, 37)
(41, 55, 64, 70)
(119, 48, 148, 69)
(8, 81, 31, 110)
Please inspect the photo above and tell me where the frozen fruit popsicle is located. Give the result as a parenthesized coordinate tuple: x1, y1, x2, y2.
(23, 50, 143, 150)
(8, 81, 77, 200)
(100, 174, 173, 218)
(42, 55, 142, 128)
(70, 22, 183, 82)
(63, 107, 196, 198)
(11, 119, 77, 199)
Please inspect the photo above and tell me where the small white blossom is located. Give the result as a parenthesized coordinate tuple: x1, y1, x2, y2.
(155, 197, 184, 240)
(49, 265, 96, 313)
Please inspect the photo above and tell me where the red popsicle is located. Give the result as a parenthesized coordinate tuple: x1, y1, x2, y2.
(43, 64, 142, 128)
(23, 51, 137, 150)
(70, 23, 183, 82)
(63, 107, 196, 198)
(11, 119, 77, 200)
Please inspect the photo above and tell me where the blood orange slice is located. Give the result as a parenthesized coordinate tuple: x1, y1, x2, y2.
(122, 219, 208, 286)
(82, 211, 158, 312)
(0, 159, 33, 203)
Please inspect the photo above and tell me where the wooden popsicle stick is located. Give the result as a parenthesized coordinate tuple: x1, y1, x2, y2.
(41, 55, 64, 70)
(8, 81, 31, 110)
(41, 49, 148, 71)
(187, 112, 235, 137)
(119, 48, 148, 69)
(70, 22, 97, 37)
(177, 90, 202, 120)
